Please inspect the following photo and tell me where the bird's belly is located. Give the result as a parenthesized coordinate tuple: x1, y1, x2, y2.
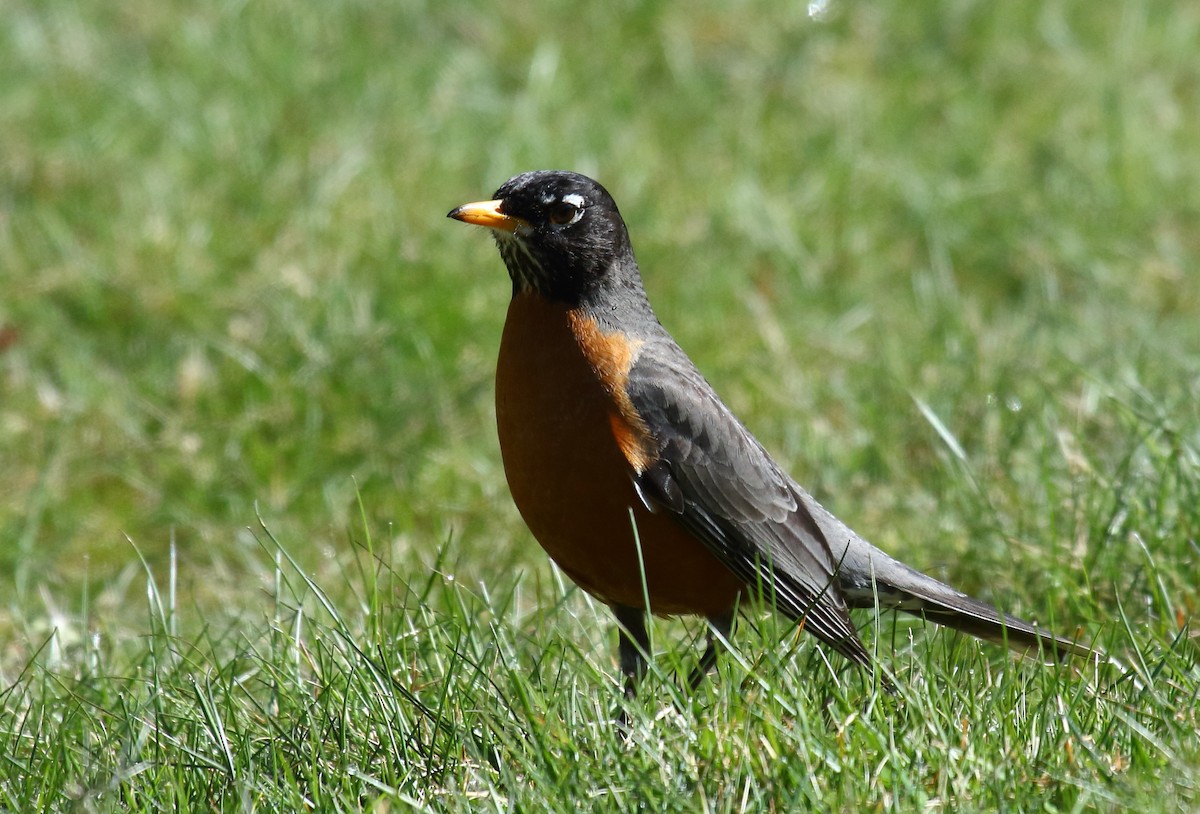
(495, 296, 742, 616)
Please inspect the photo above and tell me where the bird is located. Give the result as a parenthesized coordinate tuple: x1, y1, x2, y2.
(448, 170, 1093, 698)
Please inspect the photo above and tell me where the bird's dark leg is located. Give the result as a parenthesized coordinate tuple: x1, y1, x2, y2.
(613, 604, 650, 698)
(689, 610, 735, 689)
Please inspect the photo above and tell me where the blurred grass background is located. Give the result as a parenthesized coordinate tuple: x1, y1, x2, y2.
(4, 0, 1195, 603)
(2, 0, 1198, 809)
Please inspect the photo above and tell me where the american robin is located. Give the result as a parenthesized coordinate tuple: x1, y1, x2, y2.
(448, 170, 1092, 696)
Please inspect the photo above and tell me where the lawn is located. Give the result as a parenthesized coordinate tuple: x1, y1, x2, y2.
(2, 0, 1198, 810)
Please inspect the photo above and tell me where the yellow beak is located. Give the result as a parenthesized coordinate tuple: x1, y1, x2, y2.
(447, 199, 526, 233)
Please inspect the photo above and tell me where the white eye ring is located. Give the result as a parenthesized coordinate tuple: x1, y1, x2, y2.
(549, 194, 586, 226)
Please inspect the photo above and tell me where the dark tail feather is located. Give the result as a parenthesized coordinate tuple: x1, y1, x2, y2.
(909, 592, 1096, 662)
(849, 555, 1097, 663)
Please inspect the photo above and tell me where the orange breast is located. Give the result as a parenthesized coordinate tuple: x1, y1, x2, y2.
(495, 293, 744, 616)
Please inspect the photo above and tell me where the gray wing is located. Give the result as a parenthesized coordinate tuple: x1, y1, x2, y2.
(626, 343, 872, 668)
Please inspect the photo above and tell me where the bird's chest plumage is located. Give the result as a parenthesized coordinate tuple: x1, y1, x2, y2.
(494, 292, 741, 615)
(495, 294, 646, 543)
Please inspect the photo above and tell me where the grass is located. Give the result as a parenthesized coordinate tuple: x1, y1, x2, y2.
(2, 0, 1199, 810)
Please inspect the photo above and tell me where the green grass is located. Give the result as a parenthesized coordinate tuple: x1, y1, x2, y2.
(2, 0, 1198, 810)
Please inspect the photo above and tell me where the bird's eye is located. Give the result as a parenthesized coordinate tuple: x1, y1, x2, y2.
(548, 201, 582, 225)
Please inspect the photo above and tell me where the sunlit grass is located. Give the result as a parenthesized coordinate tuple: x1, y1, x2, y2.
(2, 0, 1198, 809)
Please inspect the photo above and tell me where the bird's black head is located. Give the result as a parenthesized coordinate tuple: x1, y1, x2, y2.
(448, 171, 638, 306)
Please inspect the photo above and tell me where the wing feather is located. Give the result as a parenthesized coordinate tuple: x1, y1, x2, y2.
(627, 342, 871, 666)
